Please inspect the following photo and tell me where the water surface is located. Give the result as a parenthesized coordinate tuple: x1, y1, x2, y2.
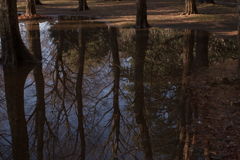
(0, 16, 239, 160)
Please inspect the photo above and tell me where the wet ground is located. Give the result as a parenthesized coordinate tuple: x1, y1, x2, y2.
(0, 17, 239, 159)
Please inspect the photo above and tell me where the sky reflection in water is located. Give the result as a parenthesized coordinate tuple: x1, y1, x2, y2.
(0, 16, 239, 160)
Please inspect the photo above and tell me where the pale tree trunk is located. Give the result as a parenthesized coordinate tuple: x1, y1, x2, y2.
(183, 0, 197, 15)
(135, 0, 150, 28)
(0, 0, 38, 64)
(26, 0, 36, 16)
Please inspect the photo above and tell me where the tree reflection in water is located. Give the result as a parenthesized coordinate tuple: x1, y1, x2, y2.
(0, 17, 239, 160)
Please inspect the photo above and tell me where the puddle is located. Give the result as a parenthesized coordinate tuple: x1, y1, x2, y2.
(0, 16, 239, 159)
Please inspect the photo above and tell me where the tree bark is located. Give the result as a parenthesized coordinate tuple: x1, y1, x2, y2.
(135, 0, 150, 28)
(0, 0, 38, 64)
(199, 0, 214, 4)
(4, 65, 35, 160)
(192, 30, 209, 72)
(27, 22, 45, 160)
(76, 20, 86, 160)
(183, 0, 198, 15)
(238, 0, 240, 72)
(176, 29, 194, 160)
(26, 0, 36, 16)
(108, 26, 121, 160)
(35, 0, 42, 5)
(76, 0, 90, 11)
(134, 29, 153, 160)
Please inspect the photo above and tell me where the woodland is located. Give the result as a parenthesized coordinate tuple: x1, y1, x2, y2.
(0, 0, 240, 160)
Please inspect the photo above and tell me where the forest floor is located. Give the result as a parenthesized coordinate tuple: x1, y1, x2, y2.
(17, 0, 238, 40)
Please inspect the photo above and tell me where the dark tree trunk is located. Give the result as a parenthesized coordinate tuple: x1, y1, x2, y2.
(0, 0, 38, 64)
(238, 0, 240, 72)
(105, 0, 121, 1)
(108, 26, 121, 160)
(134, 29, 153, 160)
(34, 63, 45, 160)
(76, 0, 90, 11)
(35, 0, 43, 5)
(192, 30, 209, 72)
(76, 20, 86, 160)
(135, 0, 150, 28)
(183, 0, 198, 15)
(199, 0, 214, 4)
(26, 0, 36, 16)
(176, 29, 194, 160)
(4, 65, 35, 160)
(27, 22, 45, 160)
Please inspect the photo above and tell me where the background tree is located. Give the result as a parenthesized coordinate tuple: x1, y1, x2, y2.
(134, 29, 153, 159)
(75, 0, 89, 11)
(0, 0, 38, 64)
(199, 0, 214, 4)
(135, 0, 150, 28)
(238, 0, 240, 72)
(35, 0, 43, 5)
(26, 0, 36, 16)
(192, 30, 209, 71)
(183, 0, 197, 15)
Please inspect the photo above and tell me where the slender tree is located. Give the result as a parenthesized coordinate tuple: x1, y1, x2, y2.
(199, 0, 214, 4)
(0, 0, 38, 64)
(75, 0, 89, 11)
(134, 29, 153, 160)
(108, 26, 121, 160)
(26, 0, 36, 16)
(176, 29, 194, 160)
(192, 30, 209, 71)
(27, 22, 45, 160)
(183, 0, 198, 15)
(35, 0, 43, 5)
(238, 0, 240, 72)
(76, 19, 86, 160)
(135, 0, 150, 28)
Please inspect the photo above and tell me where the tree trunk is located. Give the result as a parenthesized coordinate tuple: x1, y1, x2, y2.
(108, 26, 121, 160)
(0, 0, 38, 64)
(135, 0, 150, 28)
(27, 22, 45, 160)
(183, 0, 198, 15)
(176, 29, 194, 160)
(26, 0, 36, 16)
(35, 0, 42, 5)
(192, 30, 209, 72)
(4, 65, 35, 160)
(238, 0, 240, 72)
(76, 20, 86, 160)
(76, 0, 90, 11)
(199, 0, 214, 4)
(134, 29, 153, 160)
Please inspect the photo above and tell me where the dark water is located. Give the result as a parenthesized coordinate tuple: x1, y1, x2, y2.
(0, 16, 239, 160)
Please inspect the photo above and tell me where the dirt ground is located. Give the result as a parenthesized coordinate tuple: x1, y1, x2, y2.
(17, 0, 238, 40)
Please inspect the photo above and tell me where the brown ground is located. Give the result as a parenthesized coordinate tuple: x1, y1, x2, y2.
(17, 0, 238, 39)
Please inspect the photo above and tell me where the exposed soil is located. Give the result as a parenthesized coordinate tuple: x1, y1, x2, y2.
(17, 0, 237, 39)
